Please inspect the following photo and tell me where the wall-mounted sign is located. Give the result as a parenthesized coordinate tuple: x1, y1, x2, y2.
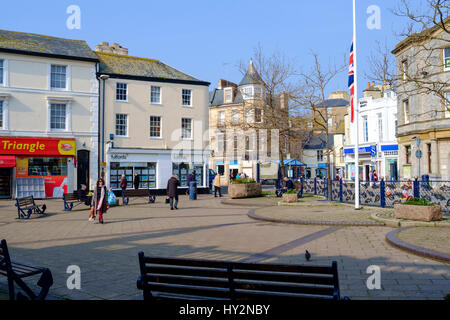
(111, 154, 128, 160)
(0, 137, 75, 156)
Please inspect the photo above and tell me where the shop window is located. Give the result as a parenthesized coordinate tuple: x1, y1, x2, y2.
(28, 158, 68, 176)
(173, 162, 204, 187)
(109, 162, 157, 189)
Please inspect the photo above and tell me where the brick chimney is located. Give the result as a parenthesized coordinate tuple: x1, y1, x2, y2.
(95, 42, 129, 56)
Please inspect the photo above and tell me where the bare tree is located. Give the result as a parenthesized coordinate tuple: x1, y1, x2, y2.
(232, 46, 311, 180)
(293, 53, 346, 199)
(368, 1, 449, 108)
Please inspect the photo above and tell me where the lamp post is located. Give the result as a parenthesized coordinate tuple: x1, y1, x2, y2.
(414, 137, 422, 178)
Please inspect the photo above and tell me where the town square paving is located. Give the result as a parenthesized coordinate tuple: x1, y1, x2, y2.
(0, 195, 449, 300)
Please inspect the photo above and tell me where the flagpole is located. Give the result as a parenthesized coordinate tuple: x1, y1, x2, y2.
(353, 0, 360, 210)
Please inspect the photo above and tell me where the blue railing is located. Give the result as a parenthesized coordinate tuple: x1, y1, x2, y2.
(300, 178, 450, 212)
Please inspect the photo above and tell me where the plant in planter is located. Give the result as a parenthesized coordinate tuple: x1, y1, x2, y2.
(229, 179, 262, 199)
(282, 189, 299, 203)
(394, 198, 442, 222)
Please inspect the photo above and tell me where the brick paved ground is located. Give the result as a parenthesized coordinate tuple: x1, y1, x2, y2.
(0, 195, 448, 300)
(397, 227, 450, 255)
(253, 197, 386, 223)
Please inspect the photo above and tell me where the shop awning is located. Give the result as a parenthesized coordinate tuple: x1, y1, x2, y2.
(0, 156, 16, 168)
(283, 159, 306, 166)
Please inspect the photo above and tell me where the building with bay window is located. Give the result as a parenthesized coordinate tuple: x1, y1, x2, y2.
(344, 83, 398, 181)
(0, 30, 99, 198)
(392, 21, 450, 180)
(95, 42, 210, 192)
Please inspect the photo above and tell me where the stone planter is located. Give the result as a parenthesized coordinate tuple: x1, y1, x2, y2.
(229, 183, 262, 199)
(282, 193, 298, 203)
(394, 204, 442, 222)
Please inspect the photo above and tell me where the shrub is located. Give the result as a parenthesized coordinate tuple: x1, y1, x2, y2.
(285, 189, 297, 194)
(232, 178, 257, 184)
(404, 198, 434, 206)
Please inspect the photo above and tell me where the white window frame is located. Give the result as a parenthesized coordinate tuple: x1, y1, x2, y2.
(46, 98, 72, 132)
(218, 111, 225, 125)
(0, 59, 8, 87)
(49, 64, 70, 91)
(255, 108, 263, 123)
(444, 48, 450, 71)
(445, 92, 450, 118)
(181, 118, 193, 140)
(242, 86, 254, 100)
(362, 115, 368, 142)
(150, 116, 162, 139)
(182, 89, 192, 107)
(402, 60, 408, 82)
(0, 95, 9, 130)
(224, 88, 232, 103)
(115, 114, 129, 137)
(232, 109, 239, 124)
(150, 86, 162, 105)
(403, 100, 410, 124)
(116, 83, 128, 102)
(377, 113, 383, 141)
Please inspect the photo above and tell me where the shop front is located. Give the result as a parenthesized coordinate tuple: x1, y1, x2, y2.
(0, 137, 76, 199)
(107, 149, 208, 192)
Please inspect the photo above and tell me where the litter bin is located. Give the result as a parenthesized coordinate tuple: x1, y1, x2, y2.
(189, 181, 197, 200)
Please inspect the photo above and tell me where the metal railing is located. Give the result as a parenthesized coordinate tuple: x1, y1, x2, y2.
(299, 178, 450, 212)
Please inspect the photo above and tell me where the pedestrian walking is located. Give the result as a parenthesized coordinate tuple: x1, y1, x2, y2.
(120, 174, 127, 200)
(214, 173, 222, 197)
(91, 178, 108, 224)
(134, 172, 140, 190)
(167, 175, 180, 210)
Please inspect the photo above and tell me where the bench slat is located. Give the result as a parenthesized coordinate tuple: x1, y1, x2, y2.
(145, 274, 229, 289)
(232, 269, 334, 286)
(234, 280, 335, 296)
(145, 265, 228, 279)
(234, 288, 334, 300)
(147, 282, 230, 299)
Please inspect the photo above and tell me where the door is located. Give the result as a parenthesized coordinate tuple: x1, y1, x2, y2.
(77, 150, 90, 191)
(0, 168, 12, 199)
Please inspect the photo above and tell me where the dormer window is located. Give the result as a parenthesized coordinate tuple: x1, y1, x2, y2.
(224, 88, 232, 103)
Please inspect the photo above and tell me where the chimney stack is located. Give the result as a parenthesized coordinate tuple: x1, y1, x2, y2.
(95, 42, 129, 56)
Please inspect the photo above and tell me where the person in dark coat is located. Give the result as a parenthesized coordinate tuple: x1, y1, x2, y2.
(167, 175, 180, 210)
(283, 177, 294, 190)
(77, 184, 91, 206)
(134, 173, 140, 190)
(91, 178, 108, 224)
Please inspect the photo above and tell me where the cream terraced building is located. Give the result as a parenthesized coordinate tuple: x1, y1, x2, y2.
(95, 43, 211, 192)
(0, 30, 99, 198)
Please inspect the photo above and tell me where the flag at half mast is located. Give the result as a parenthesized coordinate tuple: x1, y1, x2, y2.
(348, 41, 355, 123)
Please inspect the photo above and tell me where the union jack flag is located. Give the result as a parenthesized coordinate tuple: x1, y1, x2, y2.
(348, 41, 355, 123)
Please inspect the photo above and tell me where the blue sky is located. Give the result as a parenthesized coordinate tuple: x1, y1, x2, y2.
(2, 0, 415, 96)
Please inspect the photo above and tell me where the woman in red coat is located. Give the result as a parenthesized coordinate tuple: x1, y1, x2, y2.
(91, 178, 108, 224)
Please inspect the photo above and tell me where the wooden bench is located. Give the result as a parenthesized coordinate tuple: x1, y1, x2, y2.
(0, 239, 53, 300)
(122, 189, 156, 206)
(15, 196, 47, 220)
(63, 193, 91, 211)
(137, 252, 340, 301)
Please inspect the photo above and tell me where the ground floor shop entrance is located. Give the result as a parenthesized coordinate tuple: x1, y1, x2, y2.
(0, 168, 12, 198)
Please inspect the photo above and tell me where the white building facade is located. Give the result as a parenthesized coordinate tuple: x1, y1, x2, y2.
(0, 30, 99, 199)
(344, 88, 399, 181)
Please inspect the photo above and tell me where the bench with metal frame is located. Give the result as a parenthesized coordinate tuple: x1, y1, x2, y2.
(137, 251, 341, 301)
(15, 196, 47, 220)
(122, 189, 156, 206)
(63, 193, 91, 211)
(0, 239, 53, 300)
